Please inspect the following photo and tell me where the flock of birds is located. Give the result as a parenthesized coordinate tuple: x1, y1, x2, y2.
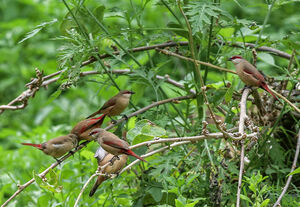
(21, 90, 146, 196)
(20, 55, 279, 196)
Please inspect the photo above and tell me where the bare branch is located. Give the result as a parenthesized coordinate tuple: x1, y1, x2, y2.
(236, 88, 251, 207)
(156, 48, 236, 74)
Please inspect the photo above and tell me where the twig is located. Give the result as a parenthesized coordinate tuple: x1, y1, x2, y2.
(219, 40, 291, 59)
(236, 88, 251, 207)
(270, 88, 300, 114)
(1, 94, 196, 207)
(272, 130, 300, 207)
(156, 48, 236, 74)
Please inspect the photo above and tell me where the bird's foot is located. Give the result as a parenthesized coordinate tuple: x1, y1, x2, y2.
(122, 114, 129, 121)
(109, 116, 117, 124)
(55, 158, 62, 165)
(109, 155, 120, 165)
(69, 150, 75, 156)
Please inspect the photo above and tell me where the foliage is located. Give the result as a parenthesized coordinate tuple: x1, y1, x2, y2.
(0, 0, 299, 206)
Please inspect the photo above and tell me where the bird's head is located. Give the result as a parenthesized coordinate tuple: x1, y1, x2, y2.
(228, 55, 243, 64)
(119, 90, 135, 98)
(89, 128, 106, 137)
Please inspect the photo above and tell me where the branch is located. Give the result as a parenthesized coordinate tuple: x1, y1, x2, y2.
(156, 48, 236, 74)
(1, 94, 196, 207)
(270, 88, 300, 114)
(236, 88, 251, 207)
(272, 130, 300, 207)
(220, 40, 292, 59)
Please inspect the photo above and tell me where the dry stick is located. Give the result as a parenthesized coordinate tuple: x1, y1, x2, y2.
(270, 88, 300, 114)
(156, 48, 236, 74)
(273, 130, 300, 207)
(236, 88, 251, 207)
(219, 40, 292, 60)
(1, 94, 196, 207)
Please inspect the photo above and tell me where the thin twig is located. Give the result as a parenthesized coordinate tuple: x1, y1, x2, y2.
(236, 88, 251, 207)
(270, 88, 300, 114)
(156, 48, 236, 74)
(272, 130, 300, 207)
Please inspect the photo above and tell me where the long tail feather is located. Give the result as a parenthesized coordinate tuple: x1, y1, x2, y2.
(86, 110, 101, 119)
(21, 143, 43, 149)
(89, 176, 105, 197)
(126, 149, 147, 162)
(261, 83, 278, 100)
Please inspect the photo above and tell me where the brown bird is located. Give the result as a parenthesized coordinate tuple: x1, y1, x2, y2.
(228, 55, 278, 100)
(89, 147, 128, 197)
(89, 128, 147, 162)
(70, 114, 106, 141)
(86, 90, 135, 119)
(21, 134, 78, 159)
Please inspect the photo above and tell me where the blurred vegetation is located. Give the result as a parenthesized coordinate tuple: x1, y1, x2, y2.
(0, 0, 299, 206)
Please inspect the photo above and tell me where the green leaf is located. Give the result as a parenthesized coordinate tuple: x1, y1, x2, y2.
(260, 199, 270, 207)
(148, 187, 163, 202)
(240, 194, 253, 204)
(46, 90, 62, 105)
(19, 19, 58, 43)
(186, 200, 200, 207)
(127, 119, 167, 145)
(224, 78, 235, 103)
(218, 27, 235, 38)
(80, 150, 95, 160)
(258, 53, 275, 66)
(185, 2, 232, 34)
(287, 167, 300, 176)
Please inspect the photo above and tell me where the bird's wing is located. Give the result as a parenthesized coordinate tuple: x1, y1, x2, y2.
(102, 137, 128, 150)
(100, 97, 117, 111)
(243, 63, 265, 82)
(81, 115, 106, 133)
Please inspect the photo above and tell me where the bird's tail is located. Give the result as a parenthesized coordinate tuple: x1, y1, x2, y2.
(126, 149, 147, 162)
(86, 110, 101, 119)
(81, 114, 106, 134)
(21, 143, 43, 149)
(89, 176, 106, 197)
(260, 83, 278, 100)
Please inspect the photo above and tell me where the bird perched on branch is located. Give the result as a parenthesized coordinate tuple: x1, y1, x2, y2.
(70, 115, 106, 141)
(86, 90, 135, 121)
(21, 134, 78, 160)
(89, 128, 147, 162)
(228, 55, 278, 100)
(89, 146, 128, 197)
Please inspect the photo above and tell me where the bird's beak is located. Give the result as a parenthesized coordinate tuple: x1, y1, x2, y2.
(227, 57, 232, 61)
(130, 91, 135, 94)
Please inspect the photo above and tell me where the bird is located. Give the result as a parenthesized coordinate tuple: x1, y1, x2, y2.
(21, 134, 78, 160)
(89, 146, 128, 197)
(70, 114, 106, 141)
(228, 55, 278, 100)
(89, 128, 147, 162)
(86, 90, 135, 120)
